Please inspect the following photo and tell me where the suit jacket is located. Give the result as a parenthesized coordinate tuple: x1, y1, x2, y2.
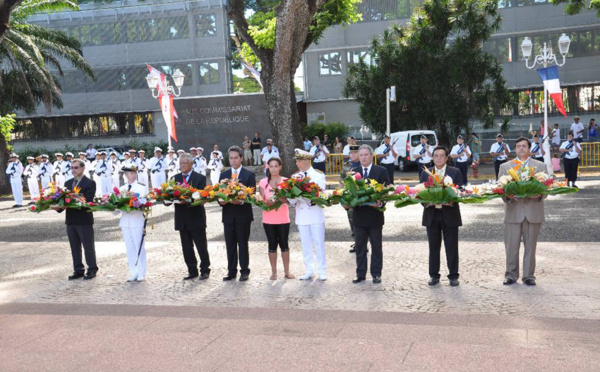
(219, 167, 256, 223)
(352, 164, 390, 228)
(172, 171, 207, 231)
(63, 176, 96, 226)
(499, 158, 546, 224)
(420, 165, 463, 228)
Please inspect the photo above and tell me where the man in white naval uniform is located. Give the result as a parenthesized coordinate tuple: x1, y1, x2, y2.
(166, 147, 178, 180)
(53, 153, 65, 187)
(413, 135, 433, 180)
(375, 134, 398, 184)
(95, 151, 113, 195)
(6, 153, 24, 207)
(109, 152, 121, 189)
(289, 149, 328, 281)
(24, 156, 40, 203)
(120, 152, 133, 185)
(149, 147, 167, 189)
(175, 149, 185, 174)
(78, 152, 91, 178)
(450, 135, 471, 185)
(193, 147, 207, 176)
(90, 153, 102, 197)
(63, 152, 74, 184)
(136, 149, 149, 194)
(118, 165, 147, 282)
(38, 154, 54, 190)
(309, 136, 329, 173)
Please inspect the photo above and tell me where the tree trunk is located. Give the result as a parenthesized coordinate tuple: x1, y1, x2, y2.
(0, 135, 10, 194)
(0, 0, 24, 44)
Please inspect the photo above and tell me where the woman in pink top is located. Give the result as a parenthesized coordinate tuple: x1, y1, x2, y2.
(259, 157, 294, 280)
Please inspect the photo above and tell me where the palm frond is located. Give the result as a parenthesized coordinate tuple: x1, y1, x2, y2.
(12, 0, 79, 21)
(5, 29, 44, 66)
(41, 50, 63, 75)
(27, 36, 95, 80)
(2, 36, 57, 92)
(11, 22, 82, 52)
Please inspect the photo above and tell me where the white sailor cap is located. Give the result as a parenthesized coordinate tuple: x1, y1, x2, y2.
(55, 152, 63, 157)
(110, 151, 118, 155)
(177, 149, 185, 153)
(293, 148, 313, 160)
(123, 152, 130, 156)
(27, 156, 35, 160)
(138, 149, 145, 154)
(168, 148, 175, 153)
(41, 154, 49, 158)
(9, 153, 19, 158)
(99, 151, 107, 155)
(190, 147, 196, 151)
(78, 152, 86, 156)
(197, 147, 204, 152)
(65, 152, 74, 157)
(154, 147, 162, 153)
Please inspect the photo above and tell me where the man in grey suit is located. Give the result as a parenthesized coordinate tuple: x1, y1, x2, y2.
(499, 137, 547, 286)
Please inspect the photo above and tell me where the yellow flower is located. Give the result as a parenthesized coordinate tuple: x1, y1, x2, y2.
(369, 179, 378, 186)
(209, 190, 215, 198)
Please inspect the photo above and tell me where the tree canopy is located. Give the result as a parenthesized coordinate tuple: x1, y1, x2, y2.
(343, 0, 514, 146)
(550, 0, 600, 17)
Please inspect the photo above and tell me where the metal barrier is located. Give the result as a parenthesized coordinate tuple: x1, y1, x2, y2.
(318, 153, 378, 176)
(581, 142, 600, 169)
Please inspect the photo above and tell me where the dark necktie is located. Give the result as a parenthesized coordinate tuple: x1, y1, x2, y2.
(128, 184, 132, 191)
(363, 167, 368, 179)
(303, 171, 308, 178)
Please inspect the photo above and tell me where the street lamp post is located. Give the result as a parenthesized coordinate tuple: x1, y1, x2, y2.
(521, 33, 571, 175)
(145, 69, 185, 148)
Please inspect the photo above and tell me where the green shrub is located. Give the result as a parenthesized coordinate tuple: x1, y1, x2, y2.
(301, 121, 350, 141)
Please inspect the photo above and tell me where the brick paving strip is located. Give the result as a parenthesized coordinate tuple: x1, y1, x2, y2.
(1, 302, 599, 371)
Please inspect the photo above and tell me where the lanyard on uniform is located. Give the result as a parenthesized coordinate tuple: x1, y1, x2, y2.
(532, 143, 539, 153)
(565, 141, 574, 150)
(419, 145, 426, 155)
(457, 144, 464, 155)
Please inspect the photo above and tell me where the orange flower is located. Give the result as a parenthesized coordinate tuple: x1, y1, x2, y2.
(200, 190, 209, 198)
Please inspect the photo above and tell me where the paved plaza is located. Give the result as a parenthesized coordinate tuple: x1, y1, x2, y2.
(1, 180, 599, 370)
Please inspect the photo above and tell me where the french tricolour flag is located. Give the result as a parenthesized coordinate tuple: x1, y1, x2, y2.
(146, 64, 178, 142)
(536, 66, 567, 118)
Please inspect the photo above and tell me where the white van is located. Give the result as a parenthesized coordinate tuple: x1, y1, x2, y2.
(389, 130, 438, 171)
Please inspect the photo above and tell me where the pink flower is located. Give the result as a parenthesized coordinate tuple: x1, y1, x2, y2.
(113, 187, 120, 195)
(395, 185, 408, 194)
(354, 172, 362, 180)
(65, 198, 71, 203)
(30, 206, 35, 211)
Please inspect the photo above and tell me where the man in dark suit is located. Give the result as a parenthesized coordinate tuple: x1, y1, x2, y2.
(55, 159, 98, 280)
(350, 144, 390, 284)
(219, 146, 256, 282)
(171, 153, 211, 281)
(419, 146, 464, 287)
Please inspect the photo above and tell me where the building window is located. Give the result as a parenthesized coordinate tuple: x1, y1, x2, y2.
(12, 113, 154, 140)
(319, 52, 342, 75)
(483, 38, 513, 63)
(513, 84, 600, 117)
(160, 64, 194, 87)
(197, 13, 217, 37)
(347, 50, 372, 65)
(125, 17, 189, 43)
(199, 62, 220, 84)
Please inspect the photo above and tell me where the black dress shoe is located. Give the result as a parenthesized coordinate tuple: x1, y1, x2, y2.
(352, 277, 365, 284)
(503, 278, 516, 285)
(449, 279, 460, 287)
(183, 274, 199, 280)
(83, 273, 96, 280)
(68, 272, 85, 280)
(523, 278, 536, 286)
(372, 277, 382, 284)
(428, 277, 440, 286)
(223, 275, 237, 281)
(349, 244, 355, 253)
(239, 274, 249, 282)
(199, 273, 210, 281)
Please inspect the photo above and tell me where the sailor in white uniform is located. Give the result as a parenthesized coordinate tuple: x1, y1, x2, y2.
(413, 135, 433, 179)
(95, 151, 113, 195)
(38, 154, 54, 190)
(490, 133, 511, 180)
(207, 151, 224, 185)
(375, 134, 398, 183)
(109, 151, 121, 189)
(24, 156, 40, 203)
(194, 147, 208, 176)
(63, 152, 74, 184)
(149, 147, 167, 189)
(121, 152, 133, 185)
(6, 153, 24, 207)
(309, 136, 329, 173)
(117, 165, 148, 282)
(53, 153, 65, 187)
(166, 147, 179, 180)
(288, 149, 328, 281)
(175, 149, 185, 175)
(136, 149, 149, 194)
(78, 152, 91, 178)
(530, 134, 545, 163)
(90, 153, 102, 197)
(450, 135, 471, 185)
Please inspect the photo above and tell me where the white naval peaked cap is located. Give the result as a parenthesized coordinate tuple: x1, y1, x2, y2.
(293, 148, 313, 160)
(110, 151, 117, 155)
(138, 149, 145, 153)
(9, 153, 18, 158)
(168, 148, 175, 153)
(27, 156, 34, 160)
(55, 152, 63, 157)
(177, 149, 184, 153)
(189, 147, 196, 151)
(154, 147, 162, 153)
(65, 152, 74, 157)
(41, 154, 49, 158)
(197, 147, 204, 151)
(78, 152, 86, 156)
